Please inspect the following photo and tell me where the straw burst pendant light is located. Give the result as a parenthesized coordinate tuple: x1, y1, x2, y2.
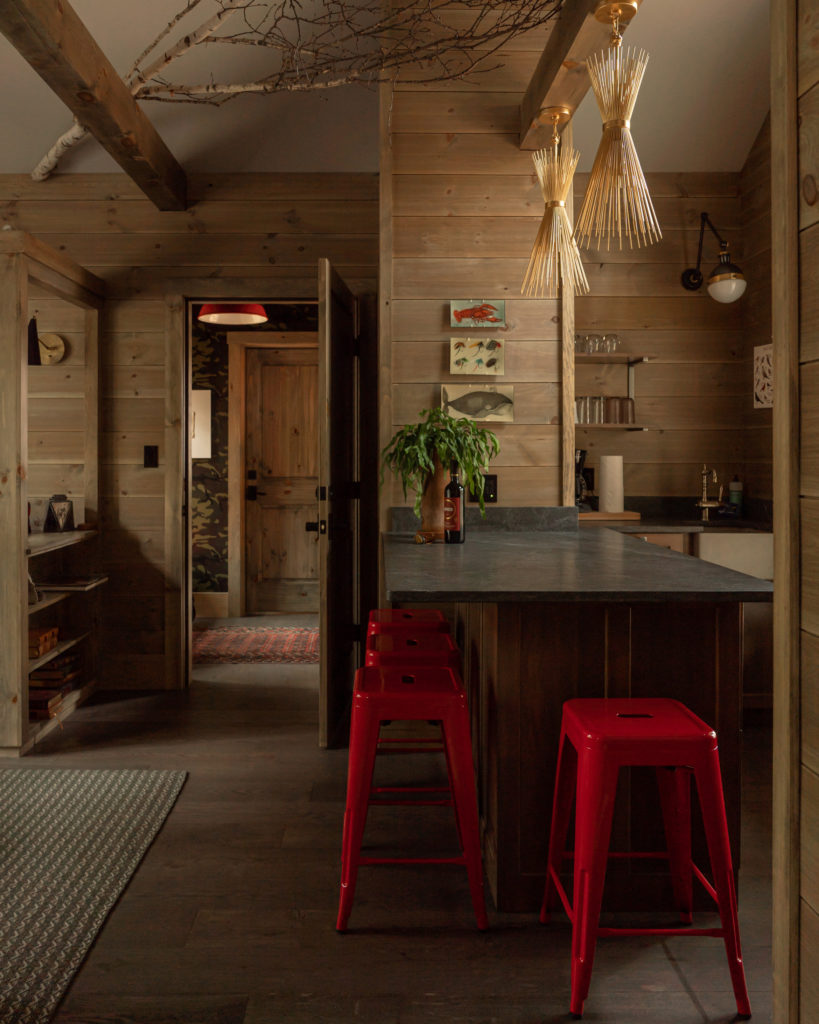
(574, 0, 661, 251)
(521, 108, 589, 299)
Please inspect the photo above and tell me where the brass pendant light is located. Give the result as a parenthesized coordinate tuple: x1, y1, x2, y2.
(574, 0, 661, 251)
(521, 108, 590, 299)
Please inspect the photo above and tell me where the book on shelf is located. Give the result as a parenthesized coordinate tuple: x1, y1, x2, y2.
(29, 703, 62, 721)
(29, 668, 82, 688)
(28, 626, 59, 658)
(28, 688, 65, 710)
(29, 651, 80, 679)
(33, 575, 108, 592)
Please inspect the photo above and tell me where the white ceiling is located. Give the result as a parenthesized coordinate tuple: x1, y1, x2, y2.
(0, 0, 769, 177)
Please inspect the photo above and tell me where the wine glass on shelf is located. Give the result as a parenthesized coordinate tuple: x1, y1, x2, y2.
(584, 334, 602, 354)
(603, 333, 620, 354)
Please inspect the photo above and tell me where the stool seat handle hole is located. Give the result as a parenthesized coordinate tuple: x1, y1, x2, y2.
(616, 713, 653, 718)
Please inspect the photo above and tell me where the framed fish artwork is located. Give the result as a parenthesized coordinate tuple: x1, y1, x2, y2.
(450, 338, 504, 375)
(442, 384, 514, 422)
(449, 300, 506, 329)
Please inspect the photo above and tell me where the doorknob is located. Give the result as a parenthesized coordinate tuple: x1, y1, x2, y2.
(305, 520, 326, 534)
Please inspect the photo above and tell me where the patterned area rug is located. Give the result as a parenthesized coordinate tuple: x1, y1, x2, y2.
(193, 625, 319, 664)
(0, 768, 186, 1024)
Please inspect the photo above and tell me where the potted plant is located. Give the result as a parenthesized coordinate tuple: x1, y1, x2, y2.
(381, 407, 500, 541)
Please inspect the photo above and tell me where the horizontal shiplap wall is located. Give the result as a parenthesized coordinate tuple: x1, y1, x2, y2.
(2, 172, 378, 688)
(385, 25, 747, 509)
(387, 28, 562, 508)
(574, 174, 745, 499)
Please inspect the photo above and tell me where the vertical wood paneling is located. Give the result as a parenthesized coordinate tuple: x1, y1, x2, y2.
(774, 0, 804, 1020)
(741, 116, 774, 502)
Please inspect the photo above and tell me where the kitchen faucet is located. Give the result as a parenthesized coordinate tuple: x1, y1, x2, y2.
(696, 465, 723, 522)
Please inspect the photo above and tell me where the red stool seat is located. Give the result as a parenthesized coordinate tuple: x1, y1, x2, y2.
(336, 665, 488, 932)
(365, 631, 461, 671)
(367, 608, 450, 636)
(541, 698, 750, 1020)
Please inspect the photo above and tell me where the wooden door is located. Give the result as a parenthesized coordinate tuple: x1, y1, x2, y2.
(244, 346, 319, 613)
(318, 259, 359, 747)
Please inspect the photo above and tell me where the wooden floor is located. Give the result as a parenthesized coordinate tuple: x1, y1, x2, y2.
(21, 631, 772, 1024)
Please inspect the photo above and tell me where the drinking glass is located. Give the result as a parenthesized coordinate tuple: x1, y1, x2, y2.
(589, 396, 605, 423)
(575, 396, 590, 424)
(585, 334, 603, 354)
(603, 333, 620, 353)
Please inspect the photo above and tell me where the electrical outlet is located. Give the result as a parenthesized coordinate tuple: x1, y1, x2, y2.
(469, 473, 498, 504)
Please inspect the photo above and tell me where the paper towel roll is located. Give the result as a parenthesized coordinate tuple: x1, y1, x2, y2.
(599, 455, 624, 514)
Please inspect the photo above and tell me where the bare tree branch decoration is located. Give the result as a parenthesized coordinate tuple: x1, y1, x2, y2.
(32, 0, 560, 179)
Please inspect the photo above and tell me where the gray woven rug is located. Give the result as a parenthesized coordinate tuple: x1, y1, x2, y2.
(0, 767, 187, 1024)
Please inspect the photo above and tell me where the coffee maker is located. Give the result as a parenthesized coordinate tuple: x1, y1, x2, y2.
(575, 449, 591, 509)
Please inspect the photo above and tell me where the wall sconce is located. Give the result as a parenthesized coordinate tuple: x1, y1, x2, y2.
(197, 303, 268, 325)
(681, 212, 746, 304)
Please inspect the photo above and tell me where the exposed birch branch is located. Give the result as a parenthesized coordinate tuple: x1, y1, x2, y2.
(32, 0, 560, 178)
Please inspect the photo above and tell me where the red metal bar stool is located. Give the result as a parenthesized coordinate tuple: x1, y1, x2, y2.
(541, 698, 751, 1020)
(364, 631, 461, 671)
(336, 665, 488, 932)
(367, 608, 450, 636)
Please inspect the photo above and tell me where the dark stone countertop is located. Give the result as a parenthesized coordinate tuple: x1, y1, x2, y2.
(580, 518, 773, 535)
(383, 530, 774, 604)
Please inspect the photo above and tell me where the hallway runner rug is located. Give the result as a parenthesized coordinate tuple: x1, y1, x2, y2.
(192, 625, 319, 664)
(0, 767, 187, 1024)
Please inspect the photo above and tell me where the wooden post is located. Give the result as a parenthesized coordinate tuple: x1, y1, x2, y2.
(771, 0, 801, 1020)
(0, 253, 28, 750)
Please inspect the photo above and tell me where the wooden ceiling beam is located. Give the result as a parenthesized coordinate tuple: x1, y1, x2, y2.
(520, 0, 638, 151)
(0, 0, 187, 210)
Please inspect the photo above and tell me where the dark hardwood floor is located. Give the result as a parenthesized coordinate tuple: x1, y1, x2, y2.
(19, 645, 771, 1024)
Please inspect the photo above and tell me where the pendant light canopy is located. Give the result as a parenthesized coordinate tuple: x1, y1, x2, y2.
(574, 0, 661, 251)
(521, 108, 589, 299)
(197, 303, 268, 325)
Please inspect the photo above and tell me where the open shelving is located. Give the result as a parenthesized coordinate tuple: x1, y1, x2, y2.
(1, 231, 106, 756)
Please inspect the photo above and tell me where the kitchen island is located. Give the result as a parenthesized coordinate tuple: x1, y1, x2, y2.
(382, 529, 773, 911)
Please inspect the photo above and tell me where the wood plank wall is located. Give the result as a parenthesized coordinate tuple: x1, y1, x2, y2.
(741, 116, 773, 502)
(2, 173, 378, 689)
(798, 3, 819, 1017)
(385, 31, 563, 509)
(574, 173, 745, 502)
(382, 27, 755, 513)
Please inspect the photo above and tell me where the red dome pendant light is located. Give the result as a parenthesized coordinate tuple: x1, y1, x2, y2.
(197, 303, 268, 325)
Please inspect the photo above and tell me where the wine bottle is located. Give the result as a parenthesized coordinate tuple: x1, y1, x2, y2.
(444, 461, 465, 544)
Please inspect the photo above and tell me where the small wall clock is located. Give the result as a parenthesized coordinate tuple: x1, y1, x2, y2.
(38, 332, 65, 365)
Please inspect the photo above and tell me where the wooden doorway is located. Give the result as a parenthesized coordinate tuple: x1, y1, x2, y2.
(227, 332, 318, 616)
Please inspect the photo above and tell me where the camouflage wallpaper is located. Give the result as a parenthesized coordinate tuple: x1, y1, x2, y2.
(191, 303, 320, 592)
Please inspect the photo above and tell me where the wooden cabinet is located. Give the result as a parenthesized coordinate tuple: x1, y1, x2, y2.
(0, 232, 106, 755)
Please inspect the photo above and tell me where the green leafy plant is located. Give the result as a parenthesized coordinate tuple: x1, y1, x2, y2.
(381, 407, 500, 516)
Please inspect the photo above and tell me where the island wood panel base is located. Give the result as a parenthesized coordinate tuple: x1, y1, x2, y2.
(454, 600, 743, 913)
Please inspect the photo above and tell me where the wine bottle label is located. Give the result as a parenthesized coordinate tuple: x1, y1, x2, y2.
(444, 497, 461, 530)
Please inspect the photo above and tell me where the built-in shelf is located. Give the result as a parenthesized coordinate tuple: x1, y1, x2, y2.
(24, 680, 96, 753)
(34, 575, 108, 594)
(577, 424, 649, 432)
(28, 591, 69, 616)
(26, 530, 98, 558)
(28, 631, 91, 674)
(575, 352, 652, 366)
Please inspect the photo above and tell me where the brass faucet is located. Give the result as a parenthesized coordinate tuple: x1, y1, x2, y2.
(696, 464, 723, 522)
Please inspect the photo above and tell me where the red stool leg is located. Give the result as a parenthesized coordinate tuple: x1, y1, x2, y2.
(541, 727, 577, 924)
(693, 750, 752, 1019)
(656, 766, 693, 925)
(336, 699, 381, 932)
(569, 747, 618, 1019)
(441, 700, 488, 930)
